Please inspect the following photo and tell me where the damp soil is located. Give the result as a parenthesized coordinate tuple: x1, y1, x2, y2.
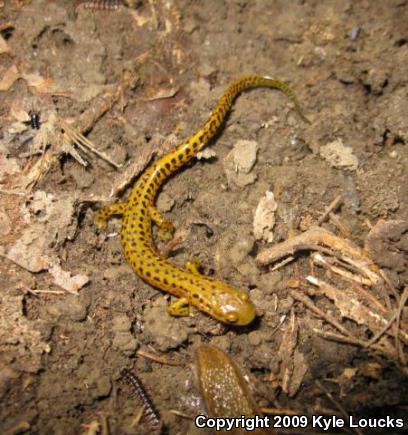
(1, 1, 408, 434)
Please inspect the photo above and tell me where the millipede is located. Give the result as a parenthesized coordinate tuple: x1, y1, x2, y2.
(121, 368, 161, 432)
(76, 0, 122, 11)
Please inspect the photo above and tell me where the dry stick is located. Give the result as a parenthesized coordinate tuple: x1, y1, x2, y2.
(168, 409, 193, 420)
(395, 287, 408, 366)
(307, 276, 408, 345)
(256, 227, 380, 288)
(316, 194, 352, 239)
(136, 349, 184, 366)
(261, 407, 300, 416)
(270, 256, 295, 271)
(314, 330, 366, 347)
(364, 310, 398, 348)
(25, 72, 139, 188)
(60, 120, 122, 169)
(314, 330, 395, 361)
(100, 414, 110, 435)
(312, 252, 373, 286)
(316, 381, 364, 435)
(351, 283, 388, 315)
(317, 195, 343, 225)
(379, 268, 399, 306)
(290, 290, 354, 338)
(328, 212, 352, 239)
(130, 405, 145, 428)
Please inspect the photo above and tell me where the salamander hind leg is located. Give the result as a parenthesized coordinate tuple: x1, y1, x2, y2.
(94, 201, 127, 230)
(167, 297, 194, 317)
(148, 204, 175, 242)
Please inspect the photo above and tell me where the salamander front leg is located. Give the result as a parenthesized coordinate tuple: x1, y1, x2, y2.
(167, 297, 194, 317)
(148, 205, 175, 242)
(184, 257, 201, 275)
(94, 201, 127, 230)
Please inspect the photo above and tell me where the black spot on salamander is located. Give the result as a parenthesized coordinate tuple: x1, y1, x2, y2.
(146, 271, 151, 277)
(163, 278, 169, 285)
(171, 157, 176, 165)
(178, 154, 184, 161)
(165, 162, 171, 169)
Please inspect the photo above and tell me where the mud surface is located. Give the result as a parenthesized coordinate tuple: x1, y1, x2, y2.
(1, 1, 408, 434)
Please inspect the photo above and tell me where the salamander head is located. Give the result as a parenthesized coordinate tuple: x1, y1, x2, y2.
(208, 283, 256, 326)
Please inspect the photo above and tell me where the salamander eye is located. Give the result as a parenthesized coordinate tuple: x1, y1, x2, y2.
(226, 313, 238, 324)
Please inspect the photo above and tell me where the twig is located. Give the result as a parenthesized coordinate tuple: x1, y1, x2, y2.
(312, 252, 373, 286)
(314, 330, 396, 359)
(31, 289, 66, 295)
(136, 349, 184, 366)
(130, 405, 145, 428)
(317, 195, 343, 225)
(60, 120, 122, 169)
(379, 268, 399, 305)
(0, 189, 26, 196)
(329, 212, 352, 239)
(256, 227, 381, 287)
(261, 407, 301, 415)
(24, 72, 140, 188)
(316, 381, 364, 435)
(270, 256, 295, 271)
(168, 409, 193, 420)
(290, 290, 354, 338)
(395, 287, 408, 365)
(351, 284, 388, 315)
(364, 310, 398, 348)
(4, 421, 31, 435)
(306, 276, 408, 345)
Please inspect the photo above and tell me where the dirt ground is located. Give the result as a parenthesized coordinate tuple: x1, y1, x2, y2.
(1, 0, 408, 434)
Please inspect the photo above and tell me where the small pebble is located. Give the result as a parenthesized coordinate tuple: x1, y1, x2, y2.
(157, 192, 175, 213)
(350, 27, 360, 41)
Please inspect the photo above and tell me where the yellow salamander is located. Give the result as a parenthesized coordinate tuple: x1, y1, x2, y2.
(95, 75, 308, 325)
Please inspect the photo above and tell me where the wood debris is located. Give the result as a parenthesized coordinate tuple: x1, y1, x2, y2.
(253, 190, 278, 243)
(23, 71, 139, 189)
(277, 310, 308, 397)
(257, 220, 408, 368)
